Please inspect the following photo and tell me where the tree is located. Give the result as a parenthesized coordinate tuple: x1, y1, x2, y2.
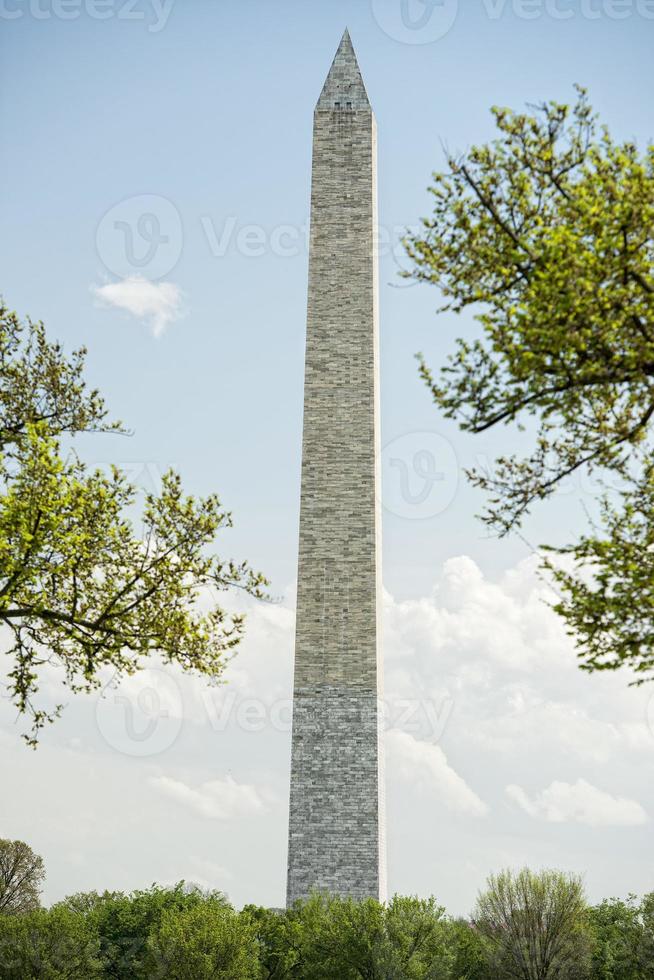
(145, 900, 259, 979)
(473, 868, 591, 979)
(292, 893, 453, 979)
(384, 895, 454, 979)
(587, 894, 654, 979)
(243, 904, 302, 979)
(0, 304, 267, 744)
(58, 882, 227, 979)
(404, 91, 654, 679)
(639, 893, 654, 973)
(0, 905, 102, 979)
(0, 839, 45, 915)
(447, 918, 493, 980)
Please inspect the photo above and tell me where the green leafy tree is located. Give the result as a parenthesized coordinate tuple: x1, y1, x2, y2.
(294, 893, 453, 979)
(244, 904, 303, 979)
(0, 304, 267, 743)
(384, 895, 454, 979)
(404, 90, 654, 679)
(447, 918, 493, 980)
(473, 868, 591, 979)
(588, 894, 654, 979)
(639, 893, 654, 971)
(58, 882, 225, 979)
(145, 900, 260, 979)
(0, 904, 101, 979)
(0, 839, 45, 915)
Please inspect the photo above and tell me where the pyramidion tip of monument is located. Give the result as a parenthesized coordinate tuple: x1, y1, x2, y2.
(316, 28, 372, 112)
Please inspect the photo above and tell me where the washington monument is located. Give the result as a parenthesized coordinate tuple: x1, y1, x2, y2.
(286, 30, 386, 905)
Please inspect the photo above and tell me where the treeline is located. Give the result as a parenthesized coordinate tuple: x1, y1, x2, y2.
(0, 870, 653, 979)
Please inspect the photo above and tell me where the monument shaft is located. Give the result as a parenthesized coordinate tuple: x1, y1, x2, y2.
(286, 31, 385, 905)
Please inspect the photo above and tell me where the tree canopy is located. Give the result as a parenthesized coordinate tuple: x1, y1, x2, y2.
(474, 868, 591, 979)
(404, 89, 654, 680)
(2, 872, 653, 979)
(0, 839, 45, 915)
(588, 893, 654, 979)
(0, 304, 266, 743)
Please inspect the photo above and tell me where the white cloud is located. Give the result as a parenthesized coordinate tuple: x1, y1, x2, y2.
(384, 554, 570, 675)
(3, 553, 654, 909)
(149, 774, 265, 820)
(471, 695, 625, 765)
(383, 555, 654, 764)
(92, 276, 183, 337)
(506, 779, 647, 827)
(387, 729, 488, 817)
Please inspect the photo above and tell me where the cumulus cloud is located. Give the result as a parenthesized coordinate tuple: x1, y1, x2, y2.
(383, 555, 654, 764)
(3, 552, 653, 907)
(506, 779, 647, 827)
(471, 695, 627, 765)
(150, 774, 265, 820)
(92, 276, 183, 337)
(384, 554, 570, 675)
(387, 729, 488, 817)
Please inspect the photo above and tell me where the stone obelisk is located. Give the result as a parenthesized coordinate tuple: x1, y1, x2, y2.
(286, 30, 385, 905)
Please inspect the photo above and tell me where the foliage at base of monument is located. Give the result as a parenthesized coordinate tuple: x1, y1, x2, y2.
(403, 89, 654, 680)
(1, 866, 653, 979)
(473, 868, 591, 978)
(248, 894, 455, 979)
(0, 304, 267, 744)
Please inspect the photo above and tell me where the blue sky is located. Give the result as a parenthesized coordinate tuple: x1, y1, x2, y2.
(3, 0, 653, 596)
(2, 0, 654, 912)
